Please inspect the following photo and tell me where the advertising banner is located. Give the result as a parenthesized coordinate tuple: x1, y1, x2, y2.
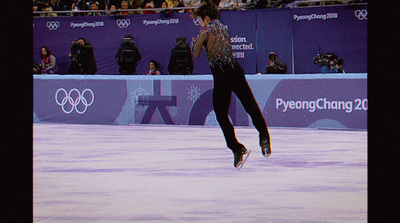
(292, 5, 368, 73)
(33, 75, 367, 130)
(33, 79, 127, 124)
(255, 8, 293, 74)
(33, 13, 210, 75)
(33, 5, 367, 75)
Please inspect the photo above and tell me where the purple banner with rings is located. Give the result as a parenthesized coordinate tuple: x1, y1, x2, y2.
(33, 78, 127, 124)
(33, 5, 367, 75)
(33, 74, 367, 130)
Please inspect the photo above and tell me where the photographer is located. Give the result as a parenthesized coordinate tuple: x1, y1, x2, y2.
(168, 36, 194, 75)
(68, 37, 97, 74)
(115, 35, 142, 75)
(262, 52, 287, 74)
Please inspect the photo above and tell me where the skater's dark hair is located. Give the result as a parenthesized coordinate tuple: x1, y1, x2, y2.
(190, 0, 219, 20)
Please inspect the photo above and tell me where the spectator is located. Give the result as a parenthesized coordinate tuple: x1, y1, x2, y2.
(69, 0, 89, 16)
(143, 0, 157, 14)
(119, 1, 135, 15)
(115, 35, 142, 74)
(106, 5, 118, 15)
(263, 52, 287, 74)
(42, 4, 58, 17)
(51, 0, 68, 11)
(160, 1, 172, 13)
(88, 1, 104, 16)
(168, 36, 194, 74)
(69, 0, 89, 11)
(98, 0, 123, 10)
(188, 0, 202, 7)
(40, 47, 57, 74)
(165, 0, 174, 7)
(126, 0, 137, 8)
(68, 37, 97, 74)
(147, 60, 161, 75)
(171, 0, 185, 13)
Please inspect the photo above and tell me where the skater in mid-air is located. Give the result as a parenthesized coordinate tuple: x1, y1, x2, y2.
(190, 1, 271, 168)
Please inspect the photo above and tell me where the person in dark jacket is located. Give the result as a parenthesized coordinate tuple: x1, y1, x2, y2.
(69, 37, 97, 74)
(263, 52, 287, 74)
(168, 36, 194, 75)
(115, 35, 142, 74)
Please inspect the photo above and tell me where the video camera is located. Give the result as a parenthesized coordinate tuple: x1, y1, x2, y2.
(70, 40, 82, 62)
(313, 53, 338, 67)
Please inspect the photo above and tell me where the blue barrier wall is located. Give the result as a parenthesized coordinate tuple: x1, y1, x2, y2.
(33, 74, 367, 130)
(33, 5, 367, 75)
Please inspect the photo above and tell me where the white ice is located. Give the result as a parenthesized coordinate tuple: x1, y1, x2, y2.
(33, 123, 367, 223)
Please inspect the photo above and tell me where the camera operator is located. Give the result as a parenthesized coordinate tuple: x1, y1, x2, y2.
(337, 58, 345, 73)
(168, 36, 194, 75)
(68, 37, 97, 74)
(115, 35, 142, 75)
(320, 56, 338, 73)
(262, 52, 287, 74)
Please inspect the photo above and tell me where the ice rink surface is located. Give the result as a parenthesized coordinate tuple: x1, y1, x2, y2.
(33, 123, 367, 223)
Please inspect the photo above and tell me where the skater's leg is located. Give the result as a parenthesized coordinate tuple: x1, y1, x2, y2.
(231, 68, 272, 157)
(232, 71, 270, 142)
(212, 83, 243, 153)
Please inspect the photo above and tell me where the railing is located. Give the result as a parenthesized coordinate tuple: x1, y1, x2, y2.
(33, 0, 364, 17)
(33, 7, 198, 17)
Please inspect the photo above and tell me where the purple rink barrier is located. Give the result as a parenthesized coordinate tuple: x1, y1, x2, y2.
(33, 5, 367, 75)
(33, 73, 367, 130)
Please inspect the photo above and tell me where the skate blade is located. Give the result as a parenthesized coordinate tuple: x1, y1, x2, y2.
(262, 148, 271, 160)
(237, 150, 251, 170)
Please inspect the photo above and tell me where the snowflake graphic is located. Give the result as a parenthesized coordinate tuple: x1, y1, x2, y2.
(187, 84, 201, 103)
(130, 86, 150, 114)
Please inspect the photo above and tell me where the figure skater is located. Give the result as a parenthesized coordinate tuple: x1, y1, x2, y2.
(190, 1, 271, 168)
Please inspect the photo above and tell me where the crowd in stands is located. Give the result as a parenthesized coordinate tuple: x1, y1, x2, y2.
(33, 0, 367, 16)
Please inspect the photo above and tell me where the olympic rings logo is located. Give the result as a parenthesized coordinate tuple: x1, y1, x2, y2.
(116, 19, 131, 28)
(46, 21, 60, 30)
(354, 9, 367, 20)
(55, 88, 94, 114)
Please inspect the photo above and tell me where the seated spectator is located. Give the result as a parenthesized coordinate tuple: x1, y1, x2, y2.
(69, 0, 89, 16)
(42, 4, 57, 17)
(171, 0, 185, 13)
(168, 36, 194, 74)
(160, 1, 172, 13)
(106, 5, 118, 15)
(143, 0, 157, 14)
(40, 47, 57, 74)
(263, 52, 287, 74)
(165, 0, 174, 7)
(119, 1, 135, 15)
(147, 60, 161, 75)
(188, 0, 202, 7)
(52, 0, 68, 11)
(88, 1, 104, 16)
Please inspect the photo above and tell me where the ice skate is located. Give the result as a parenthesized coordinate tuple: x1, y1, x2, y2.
(234, 146, 251, 169)
(260, 137, 271, 158)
